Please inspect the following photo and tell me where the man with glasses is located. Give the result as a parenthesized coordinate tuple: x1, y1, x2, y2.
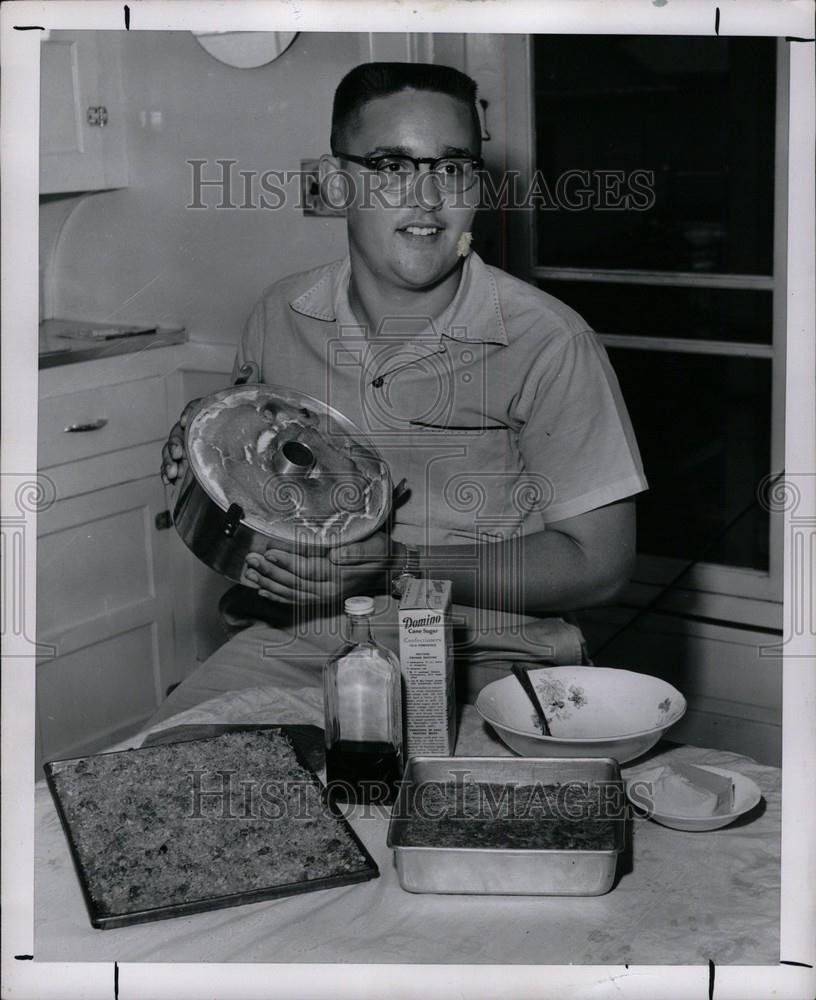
(161, 62, 647, 704)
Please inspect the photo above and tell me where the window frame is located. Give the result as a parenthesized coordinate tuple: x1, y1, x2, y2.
(503, 35, 788, 624)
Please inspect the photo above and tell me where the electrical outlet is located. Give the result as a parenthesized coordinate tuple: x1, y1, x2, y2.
(301, 159, 345, 217)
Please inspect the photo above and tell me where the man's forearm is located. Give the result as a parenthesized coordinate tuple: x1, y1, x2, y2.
(406, 533, 597, 614)
(397, 502, 636, 615)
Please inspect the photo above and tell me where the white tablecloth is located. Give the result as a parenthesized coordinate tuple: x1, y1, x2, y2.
(35, 683, 780, 965)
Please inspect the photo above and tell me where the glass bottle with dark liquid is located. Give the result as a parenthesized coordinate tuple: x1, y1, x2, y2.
(323, 597, 403, 806)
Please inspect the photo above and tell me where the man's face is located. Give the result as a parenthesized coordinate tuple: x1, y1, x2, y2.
(337, 88, 480, 293)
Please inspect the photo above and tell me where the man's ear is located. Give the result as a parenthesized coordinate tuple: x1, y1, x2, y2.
(318, 153, 351, 211)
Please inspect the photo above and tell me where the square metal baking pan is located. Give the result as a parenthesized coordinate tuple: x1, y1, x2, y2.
(387, 756, 626, 896)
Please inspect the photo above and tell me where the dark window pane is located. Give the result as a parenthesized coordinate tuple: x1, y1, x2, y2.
(607, 349, 772, 570)
(539, 281, 772, 344)
(533, 36, 775, 275)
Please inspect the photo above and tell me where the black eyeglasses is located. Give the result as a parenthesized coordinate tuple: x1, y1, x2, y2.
(333, 151, 483, 193)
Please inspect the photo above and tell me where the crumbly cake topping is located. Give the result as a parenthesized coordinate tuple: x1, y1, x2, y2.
(49, 730, 370, 918)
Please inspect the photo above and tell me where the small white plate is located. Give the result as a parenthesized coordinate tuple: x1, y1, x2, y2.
(625, 764, 763, 831)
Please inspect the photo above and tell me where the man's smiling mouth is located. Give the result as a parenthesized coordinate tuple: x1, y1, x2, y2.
(398, 224, 444, 237)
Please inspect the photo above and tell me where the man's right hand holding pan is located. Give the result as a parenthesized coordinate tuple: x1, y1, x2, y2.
(161, 398, 200, 485)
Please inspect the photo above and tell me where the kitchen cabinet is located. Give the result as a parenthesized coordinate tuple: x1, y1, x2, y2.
(36, 374, 175, 769)
(40, 29, 128, 194)
(34, 348, 236, 773)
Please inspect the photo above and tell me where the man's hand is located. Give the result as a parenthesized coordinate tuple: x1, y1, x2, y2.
(160, 398, 200, 485)
(242, 528, 396, 605)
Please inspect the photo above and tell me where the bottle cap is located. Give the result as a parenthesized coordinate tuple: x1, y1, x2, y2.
(344, 596, 375, 616)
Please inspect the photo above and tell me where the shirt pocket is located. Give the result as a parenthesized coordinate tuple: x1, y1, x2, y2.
(395, 423, 542, 544)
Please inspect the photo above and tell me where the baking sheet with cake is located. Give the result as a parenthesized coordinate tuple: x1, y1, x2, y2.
(43, 726, 378, 929)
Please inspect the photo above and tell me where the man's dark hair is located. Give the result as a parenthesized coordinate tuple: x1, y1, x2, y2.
(330, 62, 481, 155)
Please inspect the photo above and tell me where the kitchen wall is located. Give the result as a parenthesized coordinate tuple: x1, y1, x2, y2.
(43, 30, 367, 343)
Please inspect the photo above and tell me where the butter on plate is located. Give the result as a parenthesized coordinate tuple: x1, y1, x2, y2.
(635, 761, 735, 818)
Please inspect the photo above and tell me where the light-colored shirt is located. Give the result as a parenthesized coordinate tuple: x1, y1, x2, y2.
(233, 251, 647, 547)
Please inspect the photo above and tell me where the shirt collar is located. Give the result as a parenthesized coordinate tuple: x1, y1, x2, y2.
(288, 252, 509, 346)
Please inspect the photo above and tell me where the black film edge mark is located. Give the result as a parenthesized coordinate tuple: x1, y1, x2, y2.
(714, 7, 720, 35)
(708, 958, 715, 1000)
(124, 5, 130, 30)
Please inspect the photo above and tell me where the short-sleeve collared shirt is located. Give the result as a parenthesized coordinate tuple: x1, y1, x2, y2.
(233, 252, 647, 547)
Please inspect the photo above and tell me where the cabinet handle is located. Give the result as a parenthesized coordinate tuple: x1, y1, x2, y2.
(64, 419, 108, 433)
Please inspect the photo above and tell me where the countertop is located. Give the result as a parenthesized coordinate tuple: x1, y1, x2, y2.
(39, 318, 187, 369)
(37, 338, 236, 400)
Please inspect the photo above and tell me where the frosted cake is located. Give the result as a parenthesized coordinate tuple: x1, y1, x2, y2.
(186, 386, 389, 545)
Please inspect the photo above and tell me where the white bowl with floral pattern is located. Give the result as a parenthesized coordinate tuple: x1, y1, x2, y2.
(475, 666, 687, 763)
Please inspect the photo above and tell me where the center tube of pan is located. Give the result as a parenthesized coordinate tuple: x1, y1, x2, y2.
(272, 440, 316, 476)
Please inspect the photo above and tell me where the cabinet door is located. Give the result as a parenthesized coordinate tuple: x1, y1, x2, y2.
(36, 475, 175, 768)
(40, 30, 128, 194)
